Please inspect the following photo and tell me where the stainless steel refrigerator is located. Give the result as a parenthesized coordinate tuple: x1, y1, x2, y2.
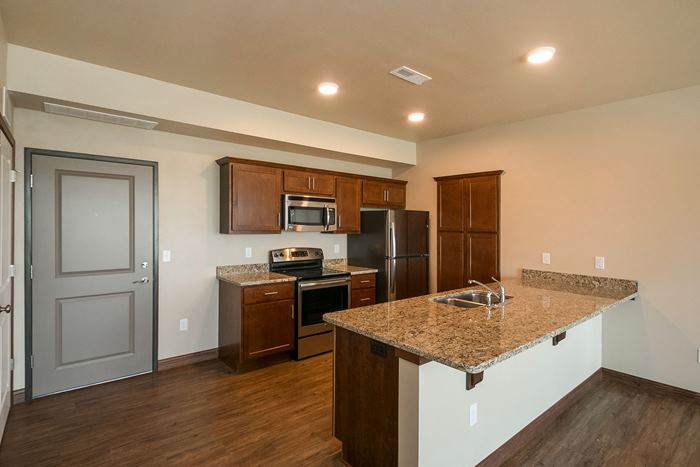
(348, 210, 429, 303)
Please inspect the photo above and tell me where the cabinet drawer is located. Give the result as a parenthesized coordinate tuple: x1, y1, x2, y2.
(243, 283, 295, 305)
(351, 274, 376, 289)
(352, 288, 376, 308)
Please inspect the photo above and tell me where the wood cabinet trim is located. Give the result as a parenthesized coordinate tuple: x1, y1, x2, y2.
(433, 170, 504, 182)
(217, 156, 407, 185)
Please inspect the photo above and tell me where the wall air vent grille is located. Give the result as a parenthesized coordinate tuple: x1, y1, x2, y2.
(389, 66, 432, 85)
(43, 102, 158, 130)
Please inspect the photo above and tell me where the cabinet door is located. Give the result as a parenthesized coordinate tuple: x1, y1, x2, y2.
(284, 170, 335, 196)
(309, 173, 335, 196)
(336, 177, 362, 233)
(385, 183, 406, 208)
(467, 176, 499, 232)
(438, 231, 464, 292)
(229, 164, 282, 233)
(437, 179, 464, 231)
(467, 232, 499, 283)
(362, 180, 387, 206)
(283, 169, 313, 194)
(243, 299, 295, 360)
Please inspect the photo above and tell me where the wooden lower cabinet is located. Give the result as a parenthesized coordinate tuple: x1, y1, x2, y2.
(218, 281, 295, 372)
(350, 272, 376, 308)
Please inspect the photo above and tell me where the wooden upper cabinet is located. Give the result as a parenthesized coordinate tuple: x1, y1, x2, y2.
(467, 175, 499, 232)
(362, 180, 406, 208)
(283, 169, 335, 196)
(220, 162, 282, 234)
(335, 176, 362, 233)
(437, 179, 464, 231)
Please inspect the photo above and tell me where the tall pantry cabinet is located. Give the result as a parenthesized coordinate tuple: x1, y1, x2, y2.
(434, 171, 503, 292)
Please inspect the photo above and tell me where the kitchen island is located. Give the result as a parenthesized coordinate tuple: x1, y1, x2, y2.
(323, 270, 638, 467)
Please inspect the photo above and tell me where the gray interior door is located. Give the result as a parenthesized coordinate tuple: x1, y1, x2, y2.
(31, 154, 154, 398)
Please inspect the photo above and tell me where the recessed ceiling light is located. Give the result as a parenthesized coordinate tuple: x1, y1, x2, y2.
(408, 112, 425, 123)
(526, 46, 556, 64)
(318, 82, 339, 95)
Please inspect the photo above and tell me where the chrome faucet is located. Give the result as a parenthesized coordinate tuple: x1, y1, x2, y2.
(468, 277, 507, 304)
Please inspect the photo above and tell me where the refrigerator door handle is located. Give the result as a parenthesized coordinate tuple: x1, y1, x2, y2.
(390, 222, 397, 258)
(388, 258, 397, 301)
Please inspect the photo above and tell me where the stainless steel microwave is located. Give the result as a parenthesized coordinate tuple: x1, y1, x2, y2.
(283, 194, 337, 232)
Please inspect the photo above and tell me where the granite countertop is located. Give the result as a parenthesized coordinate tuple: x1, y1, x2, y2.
(323, 279, 637, 374)
(327, 264, 379, 275)
(216, 271, 297, 287)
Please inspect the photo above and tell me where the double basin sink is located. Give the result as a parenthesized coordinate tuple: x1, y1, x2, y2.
(433, 290, 513, 309)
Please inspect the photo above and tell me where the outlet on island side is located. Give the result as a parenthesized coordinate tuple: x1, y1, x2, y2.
(334, 244, 340, 254)
(245, 247, 252, 258)
(469, 403, 478, 427)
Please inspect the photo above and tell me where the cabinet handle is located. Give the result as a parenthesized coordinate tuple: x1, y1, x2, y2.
(290, 304, 295, 320)
(307, 177, 312, 190)
(312, 177, 315, 190)
(360, 298, 371, 302)
(338, 214, 341, 229)
(278, 212, 281, 226)
(264, 291, 279, 296)
(360, 280, 370, 284)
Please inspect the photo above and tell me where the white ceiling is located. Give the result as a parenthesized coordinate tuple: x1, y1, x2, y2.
(1, 0, 699, 141)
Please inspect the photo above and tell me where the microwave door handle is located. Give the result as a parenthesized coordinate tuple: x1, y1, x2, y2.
(324, 207, 330, 231)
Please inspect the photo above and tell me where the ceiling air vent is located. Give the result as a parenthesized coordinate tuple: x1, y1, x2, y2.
(389, 66, 432, 85)
(43, 102, 158, 130)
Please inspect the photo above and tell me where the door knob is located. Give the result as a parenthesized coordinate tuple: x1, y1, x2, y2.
(0, 304, 11, 313)
(132, 277, 150, 284)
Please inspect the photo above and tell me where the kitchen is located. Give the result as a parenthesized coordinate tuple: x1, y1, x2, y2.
(0, 1, 699, 466)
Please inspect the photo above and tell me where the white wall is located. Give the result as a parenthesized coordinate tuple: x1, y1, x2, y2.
(12, 108, 393, 390)
(395, 84, 700, 393)
(7, 45, 416, 166)
(417, 315, 602, 466)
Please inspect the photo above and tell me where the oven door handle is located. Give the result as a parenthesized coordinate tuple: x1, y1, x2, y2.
(299, 279, 350, 289)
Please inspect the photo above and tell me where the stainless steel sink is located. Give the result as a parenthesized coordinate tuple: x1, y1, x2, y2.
(433, 290, 513, 308)
(432, 297, 484, 309)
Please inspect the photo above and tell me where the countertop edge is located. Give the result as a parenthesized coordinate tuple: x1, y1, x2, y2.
(216, 274, 297, 287)
(324, 291, 638, 374)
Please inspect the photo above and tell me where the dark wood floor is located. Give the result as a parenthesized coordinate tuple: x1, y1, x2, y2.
(503, 375, 700, 467)
(0, 354, 342, 466)
(1, 354, 698, 466)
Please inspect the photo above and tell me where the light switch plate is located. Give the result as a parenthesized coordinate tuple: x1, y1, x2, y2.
(595, 256, 605, 270)
(162, 250, 172, 263)
(179, 318, 188, 331)
(245, 247, 252, 258)
(542, 252, 551, 265)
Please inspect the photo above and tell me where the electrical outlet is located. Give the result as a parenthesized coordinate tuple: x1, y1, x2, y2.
(469, 403, 478, 426)
(334, 244, 340, 254)
(542, 252, 551, 265)
(245, 247, 252, 258)
(595, 256, 605, 270)
(179, 318, 188, 331)
(162, 250, 172, 263)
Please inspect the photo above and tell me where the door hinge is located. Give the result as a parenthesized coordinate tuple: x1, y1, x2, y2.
(30, 174, 34, 188)
(8, 264, 15, 277)
(9, 169, 17, 183)
(30, 265, 33, 279)
(30, 355, 34, 369)
(9, 358, 14, 371)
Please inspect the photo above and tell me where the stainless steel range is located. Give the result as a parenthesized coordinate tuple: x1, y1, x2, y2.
(269, 247, 350, 359)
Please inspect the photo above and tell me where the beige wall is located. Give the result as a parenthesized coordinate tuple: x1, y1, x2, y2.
(395, 84, 700, 392)
(12, 108, 392, 390)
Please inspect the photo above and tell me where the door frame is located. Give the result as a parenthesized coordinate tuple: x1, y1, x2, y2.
(24, 148, 159, 401)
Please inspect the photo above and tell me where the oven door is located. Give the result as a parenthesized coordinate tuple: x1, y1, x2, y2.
(297, 278, 351, 337)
